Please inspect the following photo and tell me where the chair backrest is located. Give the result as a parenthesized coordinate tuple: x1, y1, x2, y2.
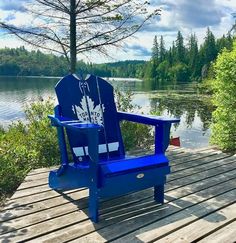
(55, 74, 125, 163)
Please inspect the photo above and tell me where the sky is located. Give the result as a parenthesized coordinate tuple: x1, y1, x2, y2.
(0, 0, 236, 63)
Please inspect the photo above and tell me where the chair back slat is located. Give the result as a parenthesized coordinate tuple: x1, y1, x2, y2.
(55, 74, 124, 163)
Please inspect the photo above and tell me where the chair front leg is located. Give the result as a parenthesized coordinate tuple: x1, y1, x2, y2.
(89, 188, 99, 223)
(154, 184, 165, 204)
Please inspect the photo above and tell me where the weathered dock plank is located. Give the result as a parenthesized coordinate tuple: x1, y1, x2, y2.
(1, 164, 235, 237)
(153, 202, 236, 243)
(0, 147, 235, 243)
(113, 190, 236, 243)
(67, 184, 236, 243)
(198, 220, 236, 243)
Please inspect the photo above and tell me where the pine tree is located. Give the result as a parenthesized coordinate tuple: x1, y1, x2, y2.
(152, 35, 159, 62)
(201, 27, 217, 64)
(167, 47, 173, 66)
(216, 34, 234, 53)
(171, 41, 177, 64)
(175, 31, 185, 63)
(187, 33, 199, 79)
(226, 35, 233, 50)
(150, 35, 159, 79)
(159, 36, 166, 63)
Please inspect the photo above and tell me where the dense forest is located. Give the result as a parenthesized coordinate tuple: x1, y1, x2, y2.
(0, 28, 234, 81)
(144, 28, 234, 83)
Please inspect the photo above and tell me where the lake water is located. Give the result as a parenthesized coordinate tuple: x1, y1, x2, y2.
(0, 76, 213, 149)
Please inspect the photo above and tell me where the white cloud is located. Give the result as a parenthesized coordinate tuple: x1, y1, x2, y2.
(215, 0, 236, 9)
(0, 35, 25, 49)
(5, 11, 34, 26)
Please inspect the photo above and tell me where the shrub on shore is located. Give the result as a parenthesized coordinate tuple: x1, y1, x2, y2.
(210, 42, 236, 151)
(0, 98, 60, 200)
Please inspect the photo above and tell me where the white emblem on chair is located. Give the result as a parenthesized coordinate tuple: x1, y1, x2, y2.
(72, 96, 105, 125)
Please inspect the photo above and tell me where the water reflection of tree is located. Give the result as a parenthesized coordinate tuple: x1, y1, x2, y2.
(150, 94, 214, 131)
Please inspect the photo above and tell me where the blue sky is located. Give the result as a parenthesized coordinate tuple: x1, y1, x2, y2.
(0, 0, 235, 63)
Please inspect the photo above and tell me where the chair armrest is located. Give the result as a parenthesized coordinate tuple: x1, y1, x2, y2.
(117, 111, 180, 154)
(48, 115, 102, 131)
(117, 111, 180, 126)
(48, 115, 101, 166)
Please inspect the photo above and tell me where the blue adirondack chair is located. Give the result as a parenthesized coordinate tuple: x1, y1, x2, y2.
(48, 74, 180, 222)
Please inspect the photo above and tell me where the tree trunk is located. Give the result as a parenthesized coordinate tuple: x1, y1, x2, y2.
(70, 0, 77, 74)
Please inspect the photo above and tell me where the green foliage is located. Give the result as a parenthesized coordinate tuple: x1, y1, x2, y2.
(144, 29, 234, 84)
(156, 61, 170, 82)
(0, 47, 145, 78)
(0, 98, 60, 199)
(115, 89, 153, 151)
(201, 27, 217, 65)
(175, 31, 186, 63)
(169, 62, 190, 82)
(197, 79, 214, 95)
(210, 43, 236, 151)
(187, 33, 199, 80)
(88, 60, 146, 78)
(0, 47, 68, 76)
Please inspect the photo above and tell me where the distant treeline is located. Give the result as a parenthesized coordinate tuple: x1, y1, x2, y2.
(0, 27, 234, 81)
(0, 47, 145, 78)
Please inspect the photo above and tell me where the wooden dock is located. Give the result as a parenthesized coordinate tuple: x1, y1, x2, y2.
(0, 147, 236, 242)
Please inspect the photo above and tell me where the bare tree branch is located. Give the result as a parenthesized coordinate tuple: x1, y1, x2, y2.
(0, 0, 160, 73)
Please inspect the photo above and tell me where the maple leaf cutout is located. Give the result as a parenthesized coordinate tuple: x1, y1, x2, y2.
(72, 96, 104, 125)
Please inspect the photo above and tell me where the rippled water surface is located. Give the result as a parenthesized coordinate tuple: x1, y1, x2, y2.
(0, 76, 213, 149)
